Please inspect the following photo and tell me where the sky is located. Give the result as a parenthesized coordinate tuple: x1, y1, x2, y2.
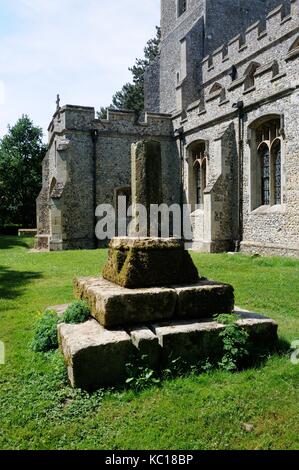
(0, 0, 160, 140)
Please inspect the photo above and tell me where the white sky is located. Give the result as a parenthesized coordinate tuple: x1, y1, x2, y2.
(0, 0, 160, 141)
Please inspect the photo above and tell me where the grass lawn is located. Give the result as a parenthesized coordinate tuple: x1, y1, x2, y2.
(0, 235, 298, 450)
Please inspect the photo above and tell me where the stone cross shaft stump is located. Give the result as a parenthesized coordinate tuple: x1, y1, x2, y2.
(103, 139, 200, 288)
(131, 140, 162, 237)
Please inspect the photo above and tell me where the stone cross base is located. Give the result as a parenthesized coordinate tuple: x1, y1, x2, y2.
(74, 276, 234, 329)
(102, 237, 200, 288)
(58, 312, 278, 391)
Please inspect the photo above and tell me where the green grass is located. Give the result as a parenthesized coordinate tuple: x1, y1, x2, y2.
(0, 236, 298, 450)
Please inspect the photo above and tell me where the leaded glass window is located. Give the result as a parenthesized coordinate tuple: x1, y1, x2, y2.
(255, 118, 282, 207)
(195, 163, 201, 205)
(273, 145, 281, 205)
(261, 146, 270, 205)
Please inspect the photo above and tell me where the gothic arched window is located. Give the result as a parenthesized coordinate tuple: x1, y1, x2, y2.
(259, 144, 270, 205)
(195, 162, 202, 205)
(253, 117, 282, 208)
(193, 155, 207, 206)
(244, 62, 260, 90)
(187, 140, 207, 210)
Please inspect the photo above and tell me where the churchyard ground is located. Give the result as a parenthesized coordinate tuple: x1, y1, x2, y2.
(0, 236, 298, 450)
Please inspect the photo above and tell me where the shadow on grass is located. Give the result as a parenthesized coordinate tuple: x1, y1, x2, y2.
(0, 265, 42, 303)
(0, 236, 33, 250)
(276, 337, 291, 354)
(242, 336, 291, 370)
(120, 337, 293, 395)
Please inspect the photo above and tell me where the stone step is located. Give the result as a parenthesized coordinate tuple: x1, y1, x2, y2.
(74, 277, 235, 329)
(58, 320, 135, 391)
(58, 311, 278, 391)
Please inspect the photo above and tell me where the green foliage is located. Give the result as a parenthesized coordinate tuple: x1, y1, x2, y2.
(215, 313, 240, 325)
(126, 355, 160, 391)
(0, 115, 47, 227)
(163, 356, 190, 380)
(31, 301, 91, 353)
(98, 27, 161, 118)
(215, 314, 250, 372)
(62, 301, 90, 324)
(31, 311, 59, 353)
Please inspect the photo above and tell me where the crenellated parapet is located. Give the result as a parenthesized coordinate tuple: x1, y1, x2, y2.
(48, 105, 95, 144)
(96, 109, 173, 137)
(47, 106, 173, 144)
(173, 0, 299, 130)
(202, 1, 298, 82)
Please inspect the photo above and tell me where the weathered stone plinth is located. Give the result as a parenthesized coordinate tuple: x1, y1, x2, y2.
(175, 281, 234, 319)
(58, 311, 278, 391)
(74, 276, 177, 328)
(74, 276, 234, 329)
(102, 237, 200, 288)
(58, 320, 134, 390)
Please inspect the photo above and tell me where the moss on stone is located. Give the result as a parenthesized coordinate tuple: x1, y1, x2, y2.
(102, 239, 199, 288)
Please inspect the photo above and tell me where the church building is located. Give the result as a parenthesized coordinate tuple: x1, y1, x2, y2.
(36, 0, 299, 257)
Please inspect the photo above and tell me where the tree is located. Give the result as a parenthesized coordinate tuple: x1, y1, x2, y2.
(0, 115, 47, 227)
(98, 27, 161, 119)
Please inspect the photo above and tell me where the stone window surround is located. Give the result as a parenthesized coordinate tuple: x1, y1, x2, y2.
(186, 140, 208, 212)
(244, 61, 261, 91)
(248, 114, 284, 214)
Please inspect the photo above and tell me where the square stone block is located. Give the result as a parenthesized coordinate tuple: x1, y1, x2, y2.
(102, 237, 199, 288)
(129, 326, 161, 370)
(58, 311, 278, 390)
(236, 310, 278, 349)
(58, 319, 134, 391)
(153, 320, 225, 365)
(46, 304, 70, 317)
(174, 280, 235, 319)
(153, 312, 278, 366)
(74, 277, 177, 329)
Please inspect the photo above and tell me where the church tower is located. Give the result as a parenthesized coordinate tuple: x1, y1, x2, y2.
(156, 0, 289, 114)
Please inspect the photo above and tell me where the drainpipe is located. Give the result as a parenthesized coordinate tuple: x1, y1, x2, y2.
(90, 129, 99, 248)
(232, 101, 244, 252)
(174, 127, 185, 238)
